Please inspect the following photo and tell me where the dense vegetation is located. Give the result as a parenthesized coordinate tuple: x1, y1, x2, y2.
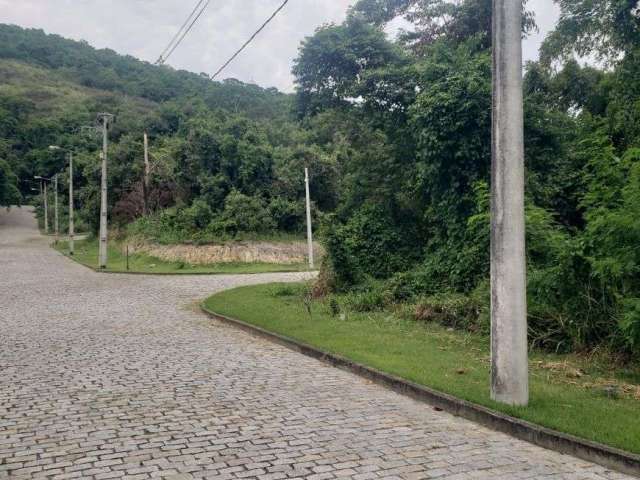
(299, 0, 640, 358)
(0, 24, 323, 239)
(2, 0, 640, 358)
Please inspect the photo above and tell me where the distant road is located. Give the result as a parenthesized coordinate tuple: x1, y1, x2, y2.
(0, 206, 631, 479)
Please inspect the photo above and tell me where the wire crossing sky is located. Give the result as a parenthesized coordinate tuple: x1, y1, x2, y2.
(0, 0, 559, 92)
(211, 0, 290, 80)
(156, 0, 210, 65)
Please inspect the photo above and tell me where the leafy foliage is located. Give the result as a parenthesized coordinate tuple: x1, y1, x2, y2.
(541, 0, 640, 62)
(0, 158, 21, 206)
(290, 0, 640, 357)
(3, 0, 640, 360)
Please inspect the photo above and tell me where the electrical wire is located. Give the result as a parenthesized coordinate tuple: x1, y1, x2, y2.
(156, 0, 210, 65)
(163, 0, 211, 64)
(211, 0, 289, 80)
(156, 0, 205, 64)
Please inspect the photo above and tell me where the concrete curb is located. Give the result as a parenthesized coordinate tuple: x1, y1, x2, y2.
(200, 305, 640, 478)
(54, 249, 314, 276)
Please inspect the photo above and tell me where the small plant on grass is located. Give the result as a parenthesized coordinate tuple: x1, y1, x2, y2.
(302, 284, 314, 320)
(270, 284, 302, 297)
(329, 297, 340, 317)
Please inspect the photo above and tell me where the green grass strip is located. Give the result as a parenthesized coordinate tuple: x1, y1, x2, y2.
(204, 282, 640, 455)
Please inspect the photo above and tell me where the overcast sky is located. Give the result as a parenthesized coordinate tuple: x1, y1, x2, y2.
(0, 0, 560, 92)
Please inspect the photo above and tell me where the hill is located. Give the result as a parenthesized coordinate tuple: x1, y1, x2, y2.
(0, 24, 292, 120)
(0, 24, 323, 238)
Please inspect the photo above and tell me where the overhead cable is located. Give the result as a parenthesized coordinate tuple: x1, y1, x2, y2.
(211, 0, 290, 80)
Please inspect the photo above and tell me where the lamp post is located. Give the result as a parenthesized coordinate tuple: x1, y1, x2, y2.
(50, 146, 75, 255)
(34, 175, 52, 235)
(54, 173, 59, 243)
(143, 131, 150, 216)
(97, 113, 114, 269)
(304, 167, 314, 270)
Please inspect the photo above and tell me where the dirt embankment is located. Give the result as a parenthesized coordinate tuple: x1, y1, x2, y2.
(134, 241, 323, 265)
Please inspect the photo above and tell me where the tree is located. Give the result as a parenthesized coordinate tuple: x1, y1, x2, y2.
(0, 159, 21, 206)
(293, 17, 406, 117)
(541, 0, 640, 62)
(350, 0, 536, 52)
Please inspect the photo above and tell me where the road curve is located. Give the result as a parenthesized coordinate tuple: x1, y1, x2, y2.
(0, 207, 632, 479)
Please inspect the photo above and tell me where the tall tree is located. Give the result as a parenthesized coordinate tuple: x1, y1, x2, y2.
(541, 0, 640, 62)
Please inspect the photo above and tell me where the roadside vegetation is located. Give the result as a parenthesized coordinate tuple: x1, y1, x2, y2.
(54, 239, 309, 274)
(1, 0, 640, 388)
(204, 283, 640, 455)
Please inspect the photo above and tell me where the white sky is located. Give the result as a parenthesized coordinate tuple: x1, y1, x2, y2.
(0, 0, 560, 92)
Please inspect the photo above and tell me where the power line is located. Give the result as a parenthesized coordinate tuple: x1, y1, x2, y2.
(156, 0, 205, 65)
(211, 0, 290, 80)
(156, 0, 211, 65)
(163, 0, 211, 64)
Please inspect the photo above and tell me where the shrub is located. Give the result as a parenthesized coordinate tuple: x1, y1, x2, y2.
(621, 298, 640, 350)
(222, 190, 275, 233)
(183, 199, 213, 230)
(127, 208, 190, 244)
(323, 203, 420, 289)
(268, 197, 304, 232)
(384, 268, 437, 301)
(413, 292, 486, 332)
(343, 288, 387, 312)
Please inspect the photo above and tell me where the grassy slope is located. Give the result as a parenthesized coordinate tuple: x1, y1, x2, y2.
(0, 59, 156, 117)
(204, 283, 640, 455)
(54, 239, 309, 274)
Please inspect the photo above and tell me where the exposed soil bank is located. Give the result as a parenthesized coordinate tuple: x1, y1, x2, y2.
(134, 240, 324, 265)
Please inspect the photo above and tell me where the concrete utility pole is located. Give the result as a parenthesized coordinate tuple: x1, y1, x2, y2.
(97, 113, 114, 269)
(68, 152, 75, 255)
(54, 174, 59, 243)
(304, 167, 314, 270)
(49, 145, 74, 254)
(143, 131, 150, 216)
(35, 175, 52, 234)
(490, 0, 528, 406)
(43, 181, 49, 234)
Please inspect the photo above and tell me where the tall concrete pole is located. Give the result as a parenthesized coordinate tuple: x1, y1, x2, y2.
(304, 167, 314, 270)
(68, 152, 75, 255)
(54, 174, 59, 243)
(98, 114, 112, 269)
(491, 0, 528, 406)
(43, 181, 49, 234)
(143, 131, 150, 216)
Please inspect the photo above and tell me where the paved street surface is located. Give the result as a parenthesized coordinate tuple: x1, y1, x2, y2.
(0, 207, 634, 480)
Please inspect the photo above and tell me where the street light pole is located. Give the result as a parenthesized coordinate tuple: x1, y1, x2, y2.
(54, 174, 59, 243)
(43, 181, 49, 235)
(97, 113, 114, 269)
(143, 131, 150, 216)
(490, 0, 528, 406)
(68, 152, 75, 255)
(304, 167, 314, 270)
(49, 145, 75, 254)
(35, 175, 52, 235)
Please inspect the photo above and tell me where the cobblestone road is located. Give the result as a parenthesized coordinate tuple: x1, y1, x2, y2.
(0, 207, 634, 480)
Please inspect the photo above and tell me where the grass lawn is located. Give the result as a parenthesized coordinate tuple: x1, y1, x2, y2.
(54, 239, 310, 274)
(204, 282, 640, 455)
